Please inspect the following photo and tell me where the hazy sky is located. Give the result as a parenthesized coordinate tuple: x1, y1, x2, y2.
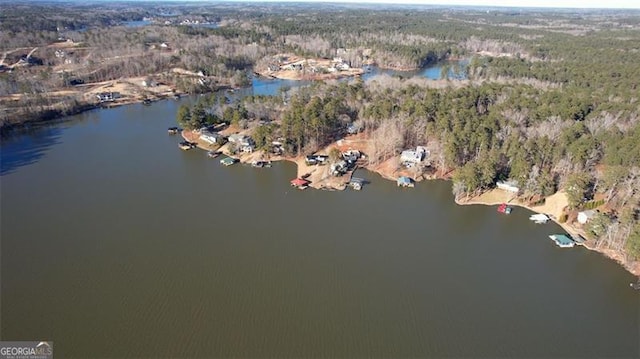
(237, 0, 640, 9)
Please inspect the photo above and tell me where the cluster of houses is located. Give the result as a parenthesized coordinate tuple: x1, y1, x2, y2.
(303, 149, 363, 176)
(331, 150, 362, 176)
(197, 127, 257, 154)
(267, 55, 354, 75)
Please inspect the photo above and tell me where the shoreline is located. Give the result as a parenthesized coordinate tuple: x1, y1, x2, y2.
(455, 194, 640, 277)
(182, 130, 639, 277)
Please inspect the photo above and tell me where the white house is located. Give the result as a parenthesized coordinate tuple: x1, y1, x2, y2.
(400, 146, 428, 164)
(200, 131, 224, 145)
(578, 210, 597, 224)
(496, 180, 520, 193)
(228, 134, 255, 152)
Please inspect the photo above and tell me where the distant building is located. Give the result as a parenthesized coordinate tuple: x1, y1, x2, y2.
(578, 210, 597, 224)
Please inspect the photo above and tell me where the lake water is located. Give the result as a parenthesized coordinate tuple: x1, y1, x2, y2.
(244, 61, 467, 98)
(1, 72, 638, 358)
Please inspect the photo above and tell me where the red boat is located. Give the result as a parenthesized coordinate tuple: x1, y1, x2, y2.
(497, 203, 512, 214)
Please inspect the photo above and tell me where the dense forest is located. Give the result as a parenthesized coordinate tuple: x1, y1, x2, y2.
(2, 2, 640, 265)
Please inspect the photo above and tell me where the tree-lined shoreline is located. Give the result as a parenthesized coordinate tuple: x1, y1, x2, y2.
(2, 2, 639, 275)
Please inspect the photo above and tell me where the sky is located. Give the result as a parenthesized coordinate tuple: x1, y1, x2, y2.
(228, 0, 640, 9)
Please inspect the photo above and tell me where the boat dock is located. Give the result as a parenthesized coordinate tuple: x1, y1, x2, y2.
(497, 203, 512, 214)
(397, 176, 414, 188)
(179, 141, 197, 150)
(291, 177, 310, 190)
(549, 234, 575, 248)
(220, 157, 238, 166)
(349, 177, 365, 190)
(529, 213, 549, 223)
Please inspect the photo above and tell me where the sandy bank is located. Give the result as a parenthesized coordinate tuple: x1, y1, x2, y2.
(456, 188, 640, 276)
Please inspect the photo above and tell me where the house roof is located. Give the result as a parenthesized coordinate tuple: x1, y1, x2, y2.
(291, 178, 310, 186)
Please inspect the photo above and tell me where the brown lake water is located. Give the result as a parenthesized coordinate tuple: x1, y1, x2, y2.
(1, 99, 639, 358)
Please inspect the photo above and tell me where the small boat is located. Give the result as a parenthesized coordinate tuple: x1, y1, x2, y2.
(630, 281, 640, 290)
(497, 203, 512, 214)
(529, 213, 549, 224)
(142, 99, 152, 106)
(168, 127, 179, 135)
(207, 151, 221, 158)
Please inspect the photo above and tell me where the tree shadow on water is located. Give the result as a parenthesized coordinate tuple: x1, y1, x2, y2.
(1, 125, 63, 176)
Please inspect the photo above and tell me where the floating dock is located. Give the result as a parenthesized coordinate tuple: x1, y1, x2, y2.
(549, 234, 575, 248)
(291, 177, 310, 190)
(179, 141, 196, 150)
(349, 177, 365, 190)
(220, 157, 238, 166)
(397, 176, 414, 188)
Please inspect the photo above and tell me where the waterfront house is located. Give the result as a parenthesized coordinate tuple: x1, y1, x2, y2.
(496, 180, 520, 193)
(305, 154, 329, 166)
(96, 92, 120, 103)
(305, 155, 318, 165)
(228, 134, 251, 145)
(578, 210, 597, 224)
(330, 160, 348, 176)
(342, 150, 360, 164)
(400, 146, 428, 164)
(315, 155, 329, 164)
(241, 144, 255, 153)
(200, 130, 224, 145)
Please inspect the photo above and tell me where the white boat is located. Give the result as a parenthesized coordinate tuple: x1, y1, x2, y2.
(529, 213, 550, 224)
